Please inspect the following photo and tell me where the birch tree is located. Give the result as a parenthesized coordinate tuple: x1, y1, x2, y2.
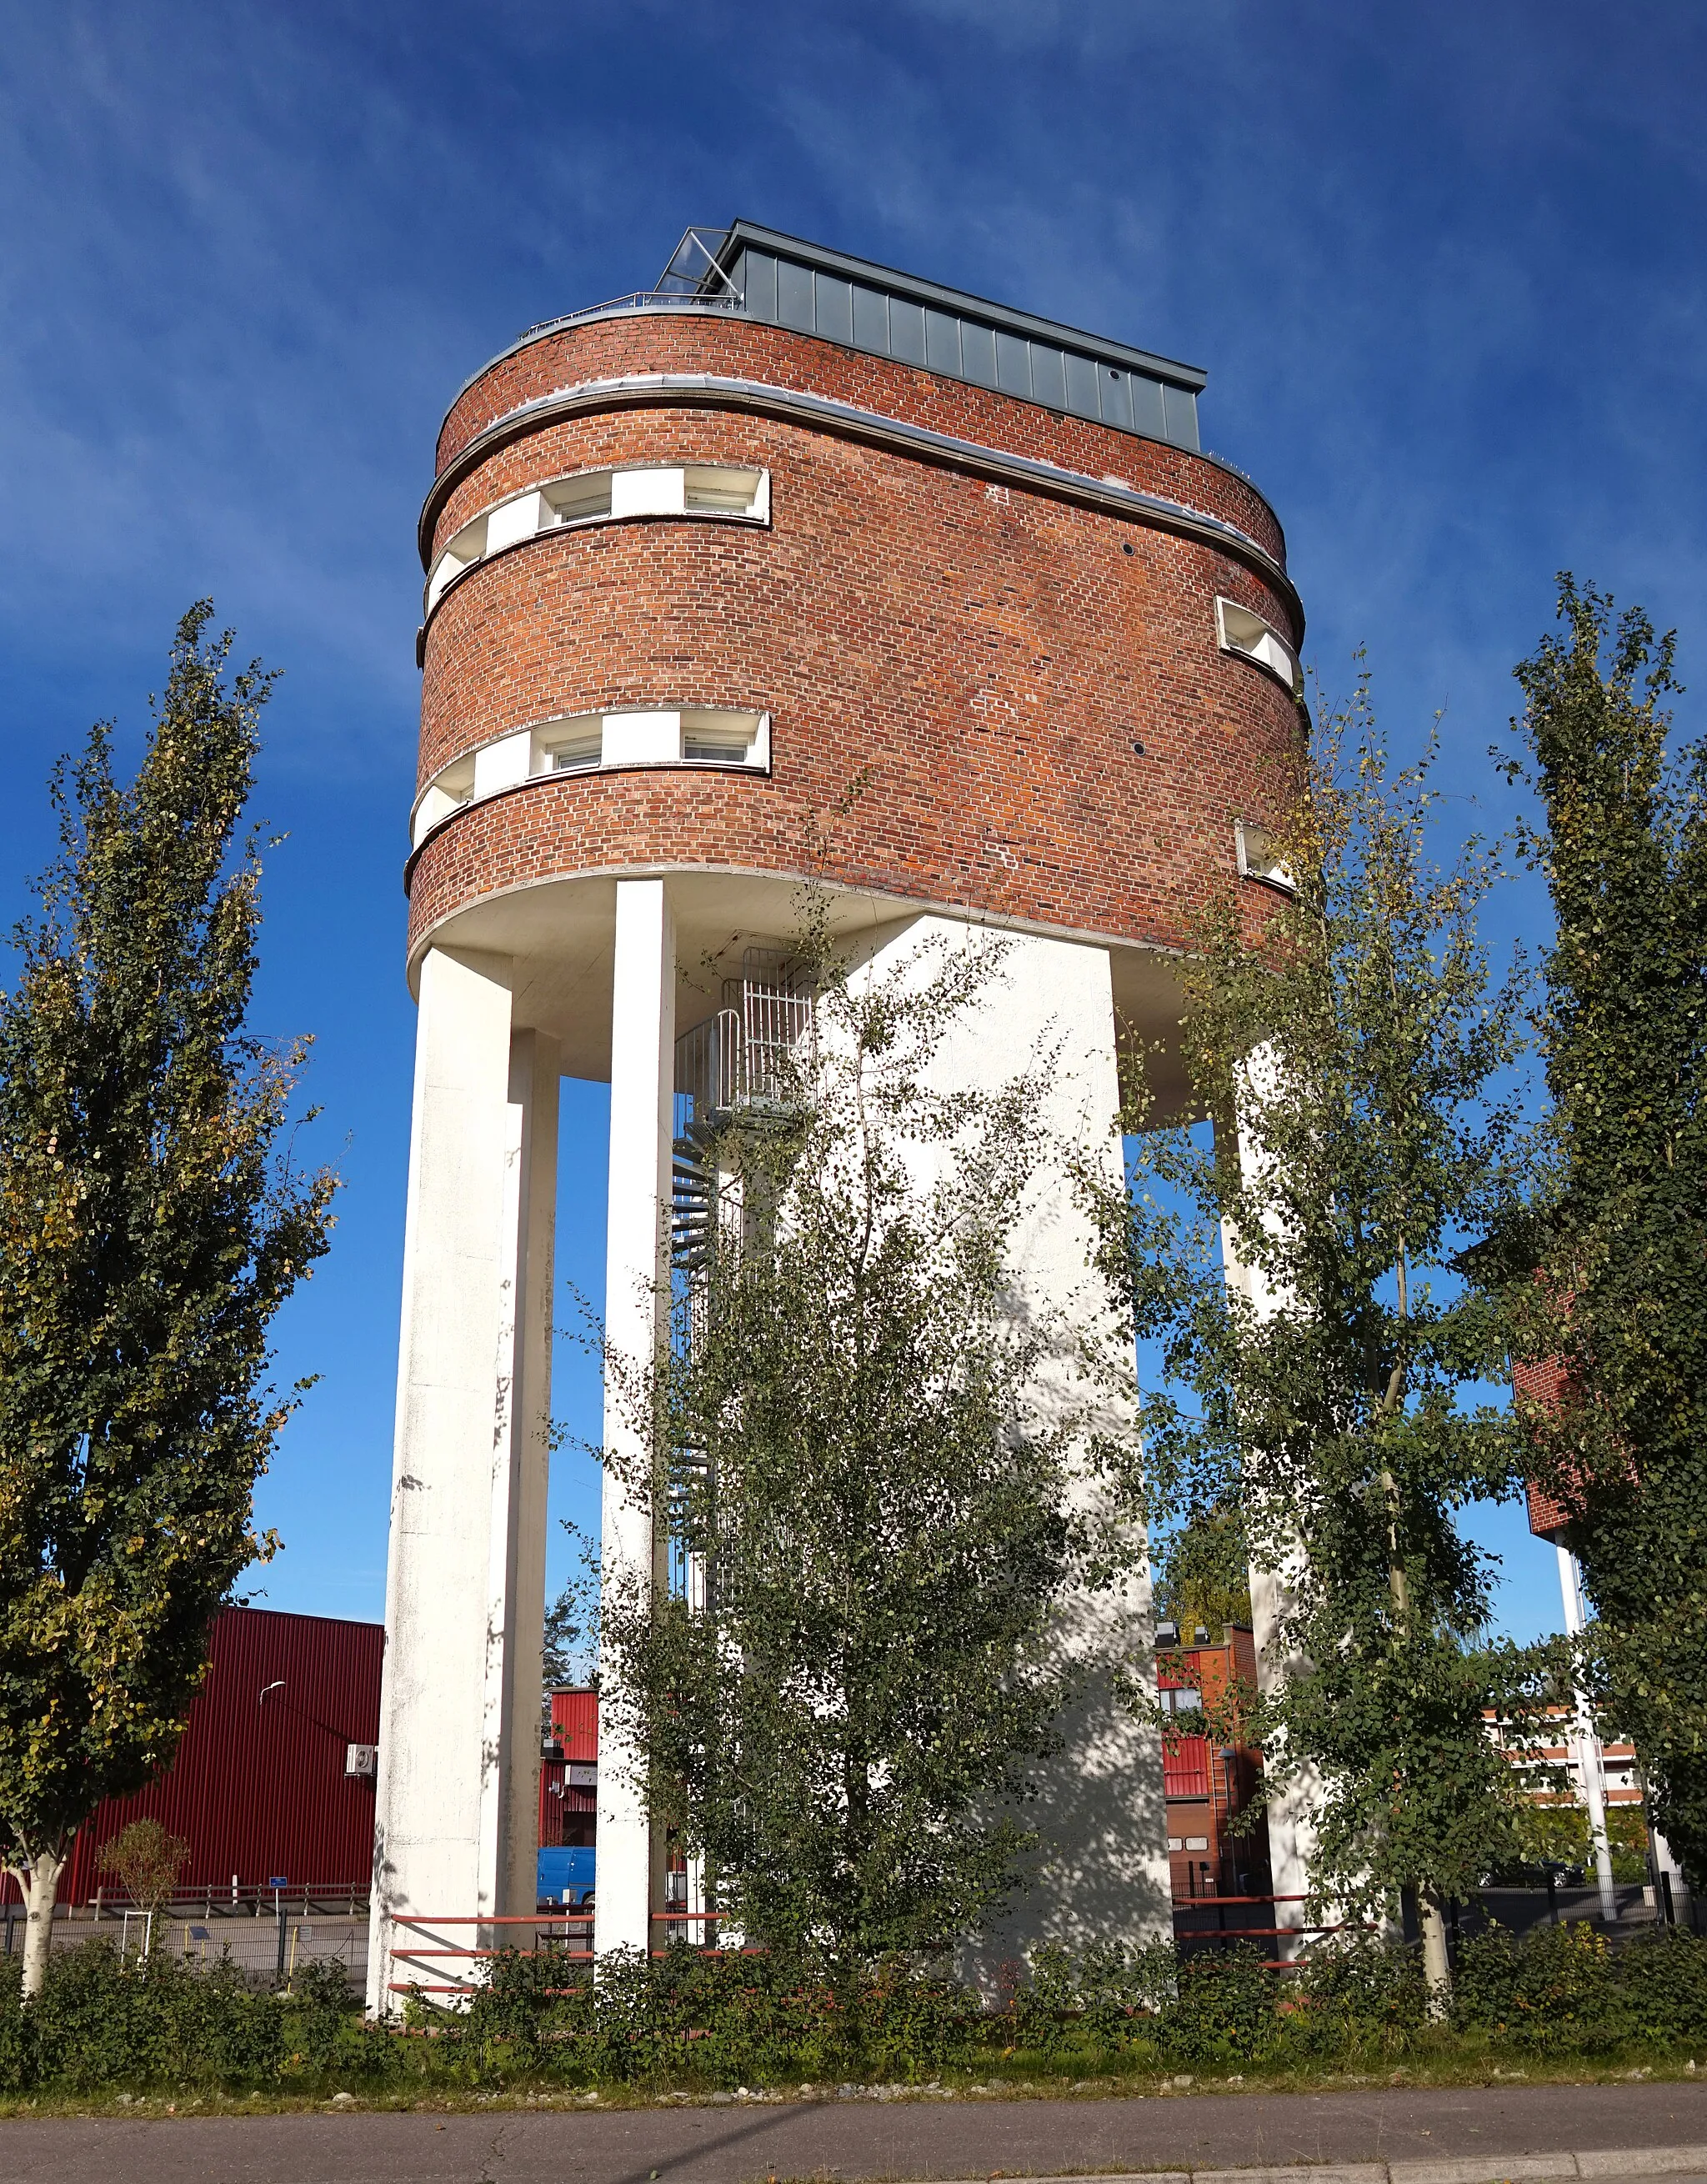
(601, 922, 1140, 1982)
(1096, 679, 1545, 2013)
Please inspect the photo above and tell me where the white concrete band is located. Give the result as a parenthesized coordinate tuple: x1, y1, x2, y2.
(594, 879, 678, 1958)
(367, 947, 558, 2013)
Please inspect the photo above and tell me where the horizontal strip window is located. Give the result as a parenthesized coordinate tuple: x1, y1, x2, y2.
(411, 709, 771, 850)
(426, 464, 770, 614)
(418, 378, 1299, 646)
(732, 244, 1199, 452)
(1217, 596, 1300, 695)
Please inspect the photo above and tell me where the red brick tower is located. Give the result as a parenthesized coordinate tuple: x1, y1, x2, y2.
(370, 224, 1304, 2008)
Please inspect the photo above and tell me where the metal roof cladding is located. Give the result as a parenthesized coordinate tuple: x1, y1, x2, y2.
(490, 222, 1207, 456)
(678, 221, 1205, 453)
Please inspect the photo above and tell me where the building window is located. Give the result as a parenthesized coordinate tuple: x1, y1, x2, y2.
(543, 473, 613, 524)
(683, 709, 763, 762)
(1235, 819, 1296, 896)
(411, 710, 771, 850)
(411, 755, 475, 839)
(425, 464, 770, 617)
(1216, 596, 1300, 694)
(544, 722, 603, 774)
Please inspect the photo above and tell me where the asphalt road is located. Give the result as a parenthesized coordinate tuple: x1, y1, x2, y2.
(3, 2080, 1706, 2184)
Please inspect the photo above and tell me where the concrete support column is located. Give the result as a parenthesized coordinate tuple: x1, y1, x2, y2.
(1215, 1066, 1319, 1950)
(486, 1029, 561, 1921)
(595, 879, 677, 1959)
(367, 948, 558, 2013)
(1554, 1542, 1617, 1921)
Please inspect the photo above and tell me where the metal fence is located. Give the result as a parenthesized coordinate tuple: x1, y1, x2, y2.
(2, 1894, 370, 1989)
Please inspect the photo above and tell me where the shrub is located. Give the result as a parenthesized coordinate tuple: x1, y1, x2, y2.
(1289, 1933, 1429, 2057)
(1453, 1921, 1707, 2054)
(2, 1920, 1704, 2096)
(18, 1938, 283, 2091)
(1159, 1946, 1277, 2067)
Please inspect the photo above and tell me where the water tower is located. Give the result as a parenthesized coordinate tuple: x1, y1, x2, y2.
(368, 223, 1304, 2011)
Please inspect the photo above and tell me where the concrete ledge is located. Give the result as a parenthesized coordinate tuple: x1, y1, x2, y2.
(1389, 2161, 1580, 2184)
(930, 2152, 1707, 2184)
(1198, 2169, 1386, 2184)
(1576, 2155, 1707, 2178)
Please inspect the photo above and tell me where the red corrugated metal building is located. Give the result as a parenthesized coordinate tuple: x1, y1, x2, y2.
(1, 1606, 383, 1906)
(539, 1687, 598, 1851)
(1157, 1622, 1271, 1901)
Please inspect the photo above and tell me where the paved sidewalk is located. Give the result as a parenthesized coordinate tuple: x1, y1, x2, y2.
(3, 2080, 1706, 2184)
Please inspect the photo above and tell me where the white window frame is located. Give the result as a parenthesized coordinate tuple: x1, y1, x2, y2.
(1235, 818, 1296, 896)
(425, 463, 771, 618)
(1216, 595, 1300, 695)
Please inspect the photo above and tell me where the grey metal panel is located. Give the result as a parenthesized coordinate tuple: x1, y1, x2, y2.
(742, 250, 777, 324)
(1100, 366, 1133, 431)
(710, 219, 1208, 388)
(778, 257, 814, 333)
(1130, 373, 1166, 439)
(1163, 383, 1200, 451)
(815, 273, 854, 347)
(924, 308, 960, 375)
(852, 283, 889, 354)
(995, 330, 1031, 397)
(1029, 343, 1066, 411)
(1064, 351, 1100, 419)
(960, 320, 997, 389)
(889, 298, 925, 365)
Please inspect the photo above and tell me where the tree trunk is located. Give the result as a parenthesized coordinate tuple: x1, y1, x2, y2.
(1419, 1883, 1452, 2019)
(17, 1846, 68, 2000)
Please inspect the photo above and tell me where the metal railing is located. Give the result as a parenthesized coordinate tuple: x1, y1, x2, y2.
(1171, 1891, 1380, 1969)
(675, 1007, 743, 1120)
(674, 983, 813, 1125)
(513, 285, 743, 347)
(385, 1911, 593, 1996)
(740, 981, 812, 1105)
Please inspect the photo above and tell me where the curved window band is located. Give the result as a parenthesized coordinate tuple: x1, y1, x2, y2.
(426, 463, 769, 615)
(411, 709, 771, 851)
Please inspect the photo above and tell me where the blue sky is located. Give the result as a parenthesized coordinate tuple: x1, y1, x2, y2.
(1, 1, 1701, 1642)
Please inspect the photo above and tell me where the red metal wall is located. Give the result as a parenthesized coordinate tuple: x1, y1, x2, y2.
(549, 1688, 598, 1761)
(3, 1606, 383, 1905)
(539, 1688, 598, 1849)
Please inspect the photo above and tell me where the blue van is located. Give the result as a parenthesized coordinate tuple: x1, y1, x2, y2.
(536, 1845, 596, 1908)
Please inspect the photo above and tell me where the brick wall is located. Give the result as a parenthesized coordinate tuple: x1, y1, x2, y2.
(433, 312, 1288, 568)
(1518, 1354, 1575, 1537)
(408, 323, 1304, 965)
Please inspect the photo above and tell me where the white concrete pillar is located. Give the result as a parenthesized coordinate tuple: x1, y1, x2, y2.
(1554, 1542, 1617, 1921)
(486, 1029, 560, 1920)
(367, 948, 558, 2013)
(1651, 1825, 1689, 1923)
(1214, 1065, 1319, 1949)
(861, 915, 1172, 1964)
(594, 879, 677, 1959)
